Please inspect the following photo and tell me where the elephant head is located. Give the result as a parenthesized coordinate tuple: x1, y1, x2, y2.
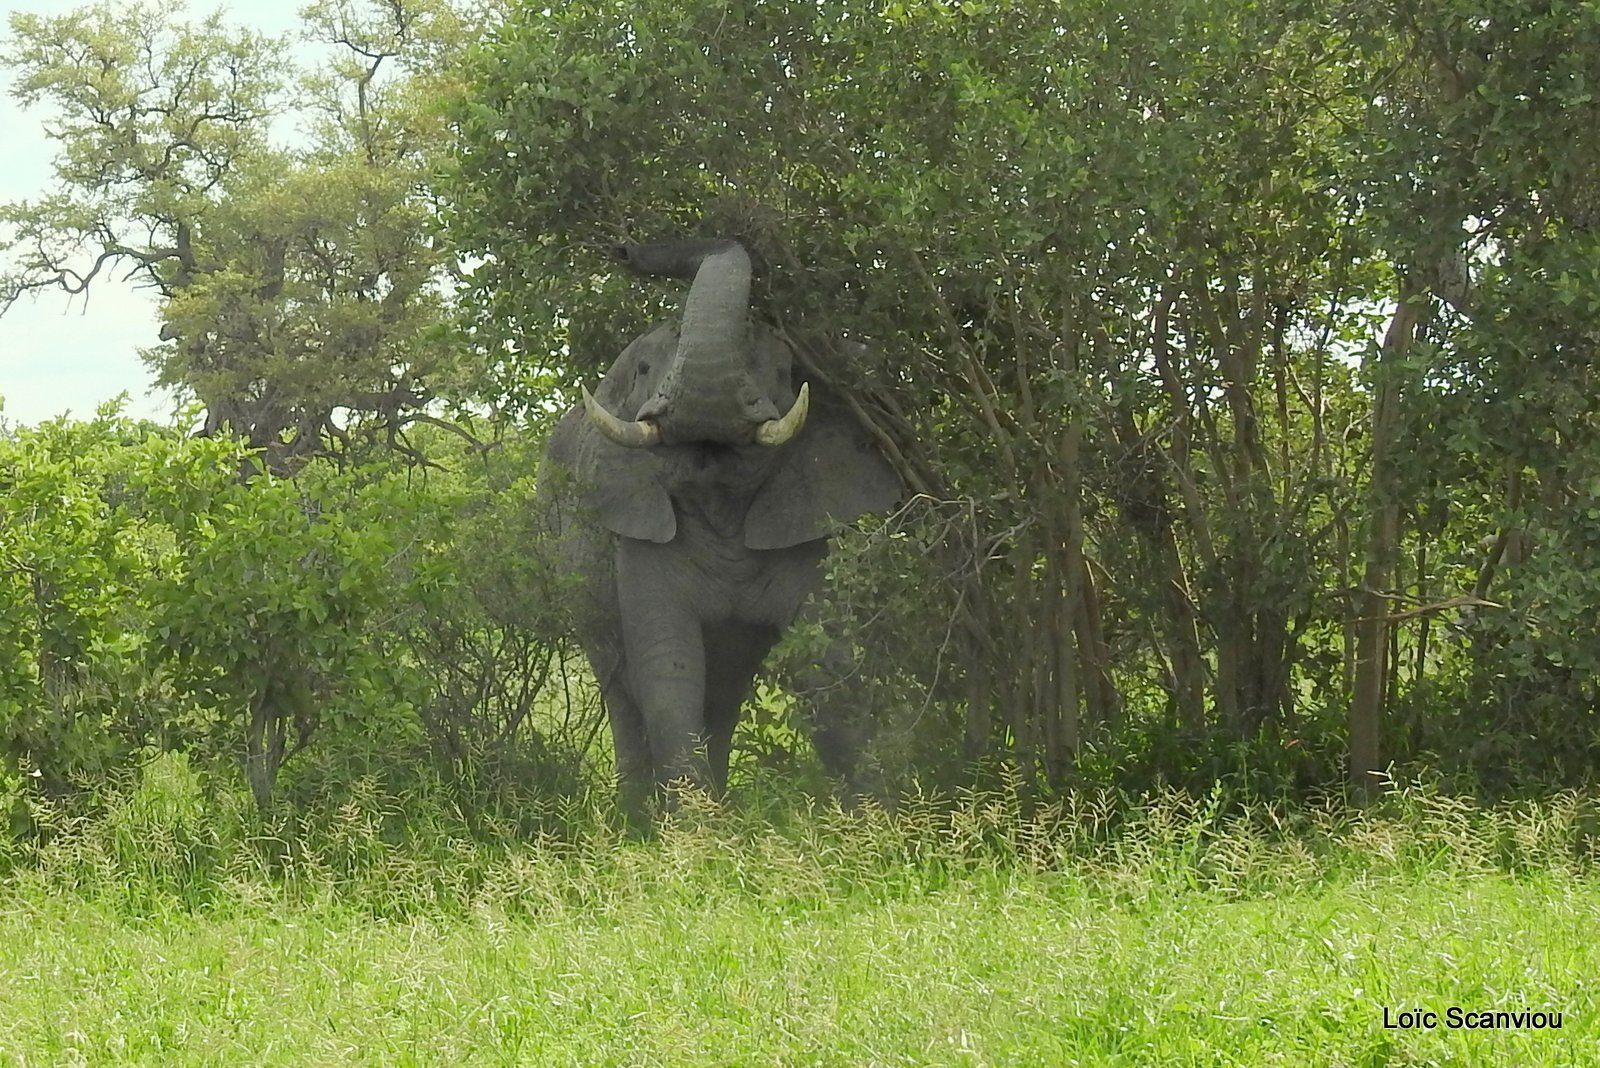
(582, 240, 810, 450)
(560, 239, 900, 550)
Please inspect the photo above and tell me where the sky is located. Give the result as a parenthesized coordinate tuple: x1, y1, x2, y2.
(0, 0, 306, 427)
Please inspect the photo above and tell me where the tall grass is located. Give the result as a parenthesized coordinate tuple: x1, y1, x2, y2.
(2, 758, 1596, 1065)
(7, 752, 1600, 916)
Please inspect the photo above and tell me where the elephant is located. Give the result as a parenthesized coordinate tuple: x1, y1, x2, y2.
(538, 238, 902, 814)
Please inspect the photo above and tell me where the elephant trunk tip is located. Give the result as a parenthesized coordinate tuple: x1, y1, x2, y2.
(613, 238, 747, 280)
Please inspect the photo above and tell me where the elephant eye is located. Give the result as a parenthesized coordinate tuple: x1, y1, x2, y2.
(636, 361, 651, 377)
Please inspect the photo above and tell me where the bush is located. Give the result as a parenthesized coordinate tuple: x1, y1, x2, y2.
(0, 409, 588, 823)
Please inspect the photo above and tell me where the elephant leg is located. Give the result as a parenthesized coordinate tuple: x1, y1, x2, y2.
(702, 622, 780, 793)
(810, 711, 874, 794)
(808, 697, 883, 806)
(616, 539, 709, 789)
(579, 631, 654, 817)
(787, 603, 883, 803)
(602, 676, 653, 817)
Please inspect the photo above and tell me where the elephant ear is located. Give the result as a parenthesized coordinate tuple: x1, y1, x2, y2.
(744, 380, 902, 550)
(546, 326, 678, 544)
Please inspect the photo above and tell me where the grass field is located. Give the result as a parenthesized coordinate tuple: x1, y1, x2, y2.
(1, 763, 1595, 1066)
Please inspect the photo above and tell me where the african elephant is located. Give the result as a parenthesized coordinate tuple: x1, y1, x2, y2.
(539, 238, 901, 813)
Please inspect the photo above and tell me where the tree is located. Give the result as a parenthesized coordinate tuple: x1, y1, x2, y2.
(1, 0, 481, 470)
(1339, 0, 1600, 789)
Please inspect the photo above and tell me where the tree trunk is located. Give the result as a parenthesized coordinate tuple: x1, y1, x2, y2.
(1350, 290, 1426, 797)
(1044, 395, 1087, 781)
(963, 611, 992, 761)
(245, 682, 284, 815)
(1074, 555, 1118, 727)
(1159, 533, 1207, 731)
(1008, 533, 1040, 797)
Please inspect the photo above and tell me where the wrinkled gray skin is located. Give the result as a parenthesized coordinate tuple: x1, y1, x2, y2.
(540, 239, 901, 815)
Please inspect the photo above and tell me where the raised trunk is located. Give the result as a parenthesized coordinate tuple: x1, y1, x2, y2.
(606, 240, 807, 447)
(622, 240, 756, 425)
(614, 239, 743, 280)
(676, 246, 752, 376)
(595, 238, 812, 447)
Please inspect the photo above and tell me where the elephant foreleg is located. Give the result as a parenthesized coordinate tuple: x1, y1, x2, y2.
(702, 622, 780, 793)
(617, 541, 709, 789)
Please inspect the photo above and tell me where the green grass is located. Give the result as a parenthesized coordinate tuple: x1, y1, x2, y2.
(1, 763, 1597, 1065)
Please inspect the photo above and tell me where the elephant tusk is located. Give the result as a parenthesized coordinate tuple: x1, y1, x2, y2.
(583, 386, 661, 448)
(754, 382, 810, 446)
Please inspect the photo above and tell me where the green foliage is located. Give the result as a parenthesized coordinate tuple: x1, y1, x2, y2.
(0, 411, 198, 792)
(763, 501, 979, 790)
(0, 408, 583, 819)
(145, 457, 435, 808)
(1355, 0, 1600, 788)
(377, 433, 602, 800)
(443, 0, 1600, 796)
(447, 0, 1395, 792)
